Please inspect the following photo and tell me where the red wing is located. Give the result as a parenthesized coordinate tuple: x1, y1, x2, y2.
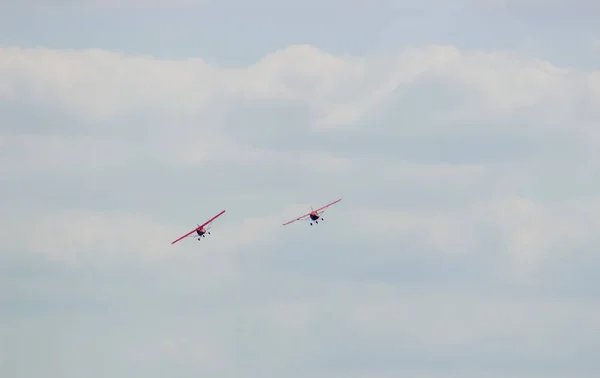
(171, 210, 226, 245)
(282, 211, 313, 226)
(281, 198, 342, 226)
(200, 209, 226, 228)
(314, 198, 342, 213)
(170, 228, 199, 245)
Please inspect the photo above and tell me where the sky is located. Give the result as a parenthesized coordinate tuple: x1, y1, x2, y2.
(1, 1, 600, 377)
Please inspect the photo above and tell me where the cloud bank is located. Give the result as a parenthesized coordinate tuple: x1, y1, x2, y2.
(2, 41, 600, 378)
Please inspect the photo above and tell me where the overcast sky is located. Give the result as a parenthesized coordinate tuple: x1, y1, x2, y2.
(1, 1, 600, 378)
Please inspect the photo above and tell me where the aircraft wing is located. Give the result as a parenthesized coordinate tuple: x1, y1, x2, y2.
(170, 228, 199, 245)
(171, 210, 226, 245)
(282, 210, 314, 226)
(282, 198, 341, 226)
(314, 198, 342, 213)
(201, 210, 226, 228)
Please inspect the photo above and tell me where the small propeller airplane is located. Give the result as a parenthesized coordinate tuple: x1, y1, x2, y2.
(171, 210, 226, 244)
(282, 198, 342, 226)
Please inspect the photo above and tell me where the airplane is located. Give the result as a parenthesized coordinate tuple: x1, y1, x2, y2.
(171, 210, 226, 244)
(282, 198, 342, 226)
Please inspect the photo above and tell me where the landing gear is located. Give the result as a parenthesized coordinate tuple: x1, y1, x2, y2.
(310, 218, 323, 226)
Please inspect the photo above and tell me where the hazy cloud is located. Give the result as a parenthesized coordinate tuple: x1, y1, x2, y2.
(1, 28, 600, 378)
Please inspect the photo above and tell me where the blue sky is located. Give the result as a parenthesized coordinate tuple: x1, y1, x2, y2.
(1, 1, 600, 378)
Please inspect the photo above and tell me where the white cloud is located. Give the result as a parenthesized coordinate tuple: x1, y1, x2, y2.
(3, 41, 600, 378)
(0, 134, 134, 175)
(4, 267, 597, 378)
(0, 207, 286, 266)
(334, 194, 600, 280)
(2, 43, 596, 136)
(0, 210, 172, 262)
(2, 42, 600, 267)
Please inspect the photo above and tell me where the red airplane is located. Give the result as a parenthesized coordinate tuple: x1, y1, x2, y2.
(282, 198, 342, 226)
(171, 210, 226, 244)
